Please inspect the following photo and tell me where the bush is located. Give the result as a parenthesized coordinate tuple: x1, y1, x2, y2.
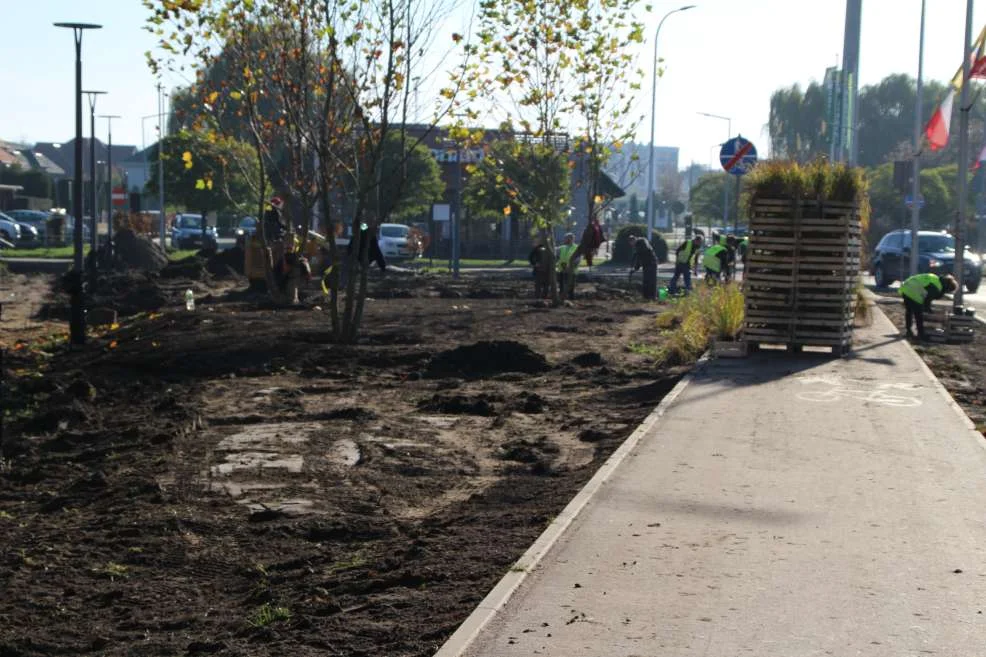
(611, 223, 668, 265)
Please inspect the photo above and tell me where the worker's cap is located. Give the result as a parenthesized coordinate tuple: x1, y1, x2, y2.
(269, 196, 284, 210)
(564, 232, 575, 240)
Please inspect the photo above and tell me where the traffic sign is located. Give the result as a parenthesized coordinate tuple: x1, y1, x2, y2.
(720, 136, 758, 176)
(112, 187, 127, 206)
(904, 194, 925, 209)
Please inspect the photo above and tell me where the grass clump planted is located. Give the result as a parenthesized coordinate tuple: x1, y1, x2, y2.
(656, 283, 745, 365)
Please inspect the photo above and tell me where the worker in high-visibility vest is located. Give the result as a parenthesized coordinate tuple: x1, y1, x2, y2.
(899, 272, 956, 340)
(556, 232, 579, 300)
(668, 235, 703, 295)
(703, 242, 729, 284)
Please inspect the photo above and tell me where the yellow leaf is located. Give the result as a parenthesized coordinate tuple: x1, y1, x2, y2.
(182, 151, 193, 162)
(206, 179, 213, 190)
(185, 161, 194, 170)
(195, 179, 206, 190)
(230, 90, 242, 100)
(503, 206, 512, 216)
(108, 340, 118, 349)
(594, 195, 604, 205)
(109, 322, 120, 331)
(207, 91, 219, 104)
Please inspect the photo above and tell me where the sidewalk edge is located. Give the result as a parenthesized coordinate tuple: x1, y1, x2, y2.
(432, 360, 703, 657)
(874, 306, 986, 451)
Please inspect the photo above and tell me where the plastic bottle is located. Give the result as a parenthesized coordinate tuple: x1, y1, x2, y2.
(185, 289, 195, 311)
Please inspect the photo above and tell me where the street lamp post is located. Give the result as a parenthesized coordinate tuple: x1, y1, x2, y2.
(909, 0, 926, 277)
(157, 83, 167, 250)
(645, 5, 695, 243)
(697, 112, 731, 232)
(83, 89, 106, 289)
(100, 114, 121, 260)
(54, 21, 101, 346)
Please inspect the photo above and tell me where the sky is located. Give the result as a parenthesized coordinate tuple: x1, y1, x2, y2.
(1, 0, 985, 171)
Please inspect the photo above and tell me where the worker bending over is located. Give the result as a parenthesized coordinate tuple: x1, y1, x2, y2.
(899, 272, 956, 340)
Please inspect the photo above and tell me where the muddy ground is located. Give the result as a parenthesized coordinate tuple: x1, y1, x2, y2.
(876, 296, 986, 438)
(0, 266, 682, 657)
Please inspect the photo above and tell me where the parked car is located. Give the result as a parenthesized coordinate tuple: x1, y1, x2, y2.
(0, 212, 22, 244)
(871, 229, 982, 293)
(171, 213, 218, 250)
(234, 216, 258, 241)
(4, 210, 49, 243)
(378, 223, 415, 259)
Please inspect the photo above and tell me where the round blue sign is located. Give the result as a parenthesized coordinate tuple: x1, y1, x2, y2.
(719, 136, 758, 176)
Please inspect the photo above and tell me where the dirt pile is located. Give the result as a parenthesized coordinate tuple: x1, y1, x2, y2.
(425, 340, 551, 378)
(113, 229, 169, 272)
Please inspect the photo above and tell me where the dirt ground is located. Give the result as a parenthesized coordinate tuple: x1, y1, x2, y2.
(0, 265, 683, 657)
(876, 295, 986, 438)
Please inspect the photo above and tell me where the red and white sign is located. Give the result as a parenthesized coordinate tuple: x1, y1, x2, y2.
(112, 187, 127, 206)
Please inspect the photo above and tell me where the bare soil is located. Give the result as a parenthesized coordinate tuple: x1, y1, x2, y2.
(1, 268, 681, 657)
(877, 297, 986, 438)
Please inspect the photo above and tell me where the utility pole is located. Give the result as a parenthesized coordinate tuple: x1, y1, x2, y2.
(100, 114, 121, 261)
(158, 83, 166, 250)
(841, 0, 862, 165)
(954, 0, 974, 308)
(909, 0, 926, 276)
(83, 90, 106, 289)
(54, 21, 101, 346)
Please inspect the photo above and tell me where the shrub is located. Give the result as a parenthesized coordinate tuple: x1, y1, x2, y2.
(611, 223, 668, 265)
(652, 283, 746, 364)
(708, 283, 745, 340)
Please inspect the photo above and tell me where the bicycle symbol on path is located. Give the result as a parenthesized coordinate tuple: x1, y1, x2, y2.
(795, 376, 923, 408)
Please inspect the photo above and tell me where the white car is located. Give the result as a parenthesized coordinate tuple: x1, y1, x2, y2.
(378, 223, 414, 259)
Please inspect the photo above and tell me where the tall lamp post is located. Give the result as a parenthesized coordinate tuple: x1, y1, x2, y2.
(697, 111, 731, 231)
(909, 0, 926, 277)
(100, 114, 121, 260)
(645, 4, 695, 243)
(83, 89, 106, 288)
(54, 21, 101, 346)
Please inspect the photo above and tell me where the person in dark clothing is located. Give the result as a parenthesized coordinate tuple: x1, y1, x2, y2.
(632, 236, 658, 300)
(347, 222, 386, 272)
(723, 234, 738, 282)
(899, 273, 956, 339)
(668, 235, 703, 294)
(528, 242, 551, 298)
(262, 197, 286, 241)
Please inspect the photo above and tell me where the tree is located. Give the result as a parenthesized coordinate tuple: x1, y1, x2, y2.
(452, 0, 646, 303)
(463, 139, 570, 232)
(368, 132, 445, 223)
(147, 0, 461, 341)
(145, 130, 258, 217)
(768, 82, 828, 162)
(689, 172, 728, 231)
(0, 166, 54, 200)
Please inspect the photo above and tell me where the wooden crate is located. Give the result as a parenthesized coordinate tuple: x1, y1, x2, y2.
(744, 197, 860, 356)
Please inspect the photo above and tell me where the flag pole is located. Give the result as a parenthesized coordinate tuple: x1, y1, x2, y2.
(909, 0, 925, 277)
(954, 0, 974, 309)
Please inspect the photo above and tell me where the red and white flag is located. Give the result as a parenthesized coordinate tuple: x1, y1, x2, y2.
(973, 139, 986, 170)
(925, 88, 955, 151)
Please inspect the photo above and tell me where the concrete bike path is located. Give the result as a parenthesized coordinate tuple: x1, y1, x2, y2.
(437, 308, 986, 657)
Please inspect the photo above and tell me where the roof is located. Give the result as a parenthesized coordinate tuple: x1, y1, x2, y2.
(32, 138, 138, 178)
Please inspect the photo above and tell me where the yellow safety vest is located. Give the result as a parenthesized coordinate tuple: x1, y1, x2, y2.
(900, 273, 941, 304)
(676, 240, 694, 265)
(703, 245, 726, 273)
(557, 244, 578, 272)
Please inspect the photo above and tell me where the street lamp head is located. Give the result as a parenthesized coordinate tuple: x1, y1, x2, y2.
(678, 5, 696, 11)
(82, 90, 107, 96)
(54, 22, 102, 30)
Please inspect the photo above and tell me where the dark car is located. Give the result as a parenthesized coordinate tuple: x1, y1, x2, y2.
(871, 229, 982, 293)
(4, 209, 48, 244)
(234, 216, 258, 241)
(171, 213, 218, 250)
